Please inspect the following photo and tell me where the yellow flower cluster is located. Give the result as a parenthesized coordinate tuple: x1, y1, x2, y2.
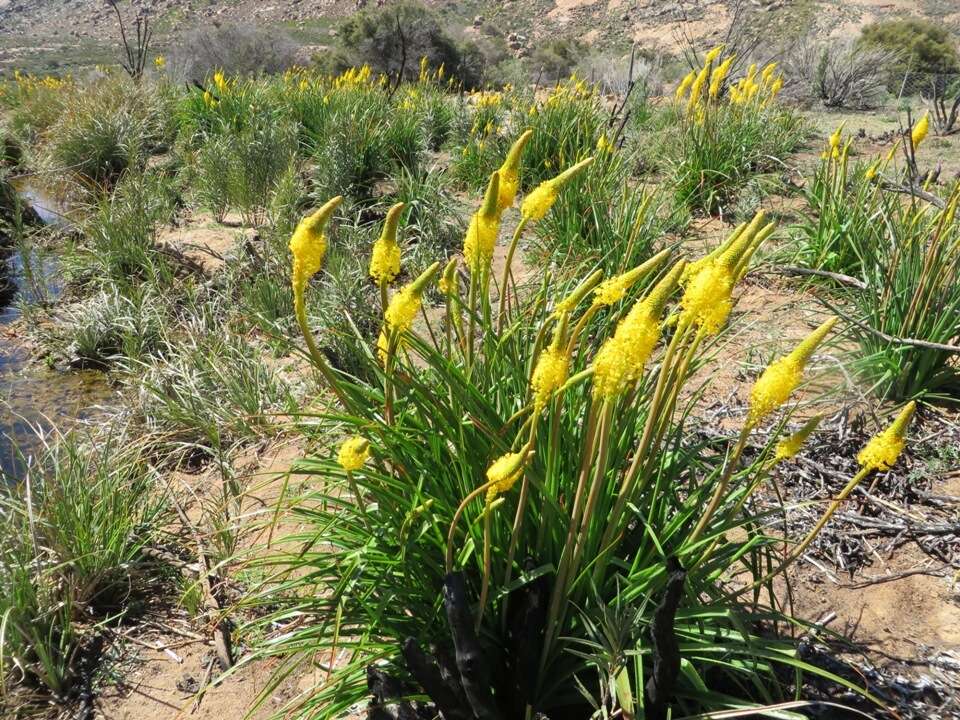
(338, 437, 370, 472)
(154, 55, 166, 70)
(464, 172, 502, 273)
(775, 416, 823, 461)
(11, 70, 71, 96)
(531, 319, 570, 408)
(377, 262, 440, 362)
(911, 112, 930, 150)
(857, 401, 916, 471)
(747, 317, 837, 426)
(521, 157, 594, 222)
(496, 129, 532, 212)
(370, 203, 405, 285)
(544, 75, 593, 107)
(679, 212, 773, 334)
(592, 262, 684, 399)
(472, 90, 504, 110)
(591, 262, 652, 308)
(334, 64, 373, 89)
(290, 196, 343, 298)
(484, 451, 526, 505)
(727, 62, 783, 108)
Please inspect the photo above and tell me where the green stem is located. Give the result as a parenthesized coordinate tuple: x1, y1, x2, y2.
(295, 296, 349, 408)
(497, 218, 529, 335)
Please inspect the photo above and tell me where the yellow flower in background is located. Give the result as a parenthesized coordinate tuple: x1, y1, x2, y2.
(675, 70, 696, 102)
(521, 157, 594, 221)
(290, 196, 343, 298)
(857, 401, 916, 471)
(704, 45, 724, 65)
(338, 437, 370, 472)
(709, 56, 734, 98)
(747, 317, 837, 426)
(496, 129, 533, 212)
(213, 69, 228, 94)
(828, 122, 844, 152)
(531, 318, 570, 408)
(591, 261, 654, 307)
(761, 62, 777, 84)
(775, 416, 822, 462)
(154, 55, 166, 70)
(464, 172, 502, 273)
(203, 90, 216, 108)
(370, 203, 406, 285)
(686, 64, 710, 113)
(911, 112, 930, 150)
(865, 159, 880, 181)
(596, 133, 614, 153)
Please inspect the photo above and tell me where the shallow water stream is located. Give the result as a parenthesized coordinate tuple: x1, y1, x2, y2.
(1, 180, 114, 478)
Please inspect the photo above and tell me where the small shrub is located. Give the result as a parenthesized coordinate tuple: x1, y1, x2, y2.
(1, 432, 167, 699)
(135, 327, 295, 450)
(337, 2, 483, 87)
(532, 38, 586, 84)
(68, 170, 177, 289)
(848, 189, 960, 402)
(43, 76, 168, 186)
(61, 287, 166, 369)
(784, 36, 896, 109)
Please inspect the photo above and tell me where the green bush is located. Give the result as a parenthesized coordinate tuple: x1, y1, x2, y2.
(860, 19, 960, 87)
(336, 1, 484, 87)
(67, 170, 177, 289)
(532, 38, 586, 84)
(43, 76, 169, 186)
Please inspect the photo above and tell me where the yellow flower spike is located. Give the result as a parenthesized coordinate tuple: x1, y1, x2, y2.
(865, 159, 880, 182)
(592, 261, 685, 399)
(686, 64, 710, 113)
(716, 210, 767, 269)
(747, 317, 837, 427)
(775, 416, 823, 462)
(857, 401, 916, 471)
(678, 262, 733, 335)
(761, 62, 778, 84)
(675, 70, 696, 102)
(911, 112, 930, 150)
(484, 451, 526, 504)
(709, 56, 734, 99)
(521, 157, 594, 221)
(552, 269, 603, 317)
(384, 261, 441, 331)
(464, 172, 502, 273)
(828, 122, 844, 152)
(338, 437, 370, 472)
(154, 55, 166, 69)
(531, 313, 570, 408)
(496, 129, 533, 212)
(290, 196, 343, 297)
(593, 263, 654, 307)
(704, 45, 724, 65)
(439, 257, 458, 295)
(370, 202, 406, 285)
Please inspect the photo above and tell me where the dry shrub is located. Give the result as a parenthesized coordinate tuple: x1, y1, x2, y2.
(784, 36, 898, 109)
(168, 24, 301, 84)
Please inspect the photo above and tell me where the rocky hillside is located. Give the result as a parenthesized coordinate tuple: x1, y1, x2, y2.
(0, 0, 957, 74)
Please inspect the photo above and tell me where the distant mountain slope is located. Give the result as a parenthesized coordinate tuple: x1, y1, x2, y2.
(0, 0, 956, 74)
